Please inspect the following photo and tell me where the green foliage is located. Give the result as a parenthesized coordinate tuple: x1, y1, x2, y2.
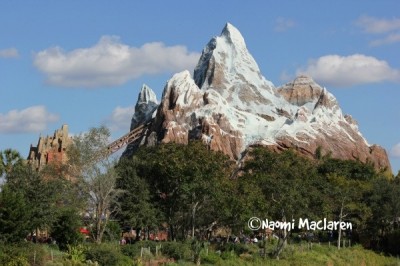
(124, 141, 232, 240)
(241, 148, 322, 223)
(0, 242, 47, 266)
(66, 244, 86, 263)
(67, 126, 123, 244)
(120, 240, 160, 258)
(218, 242, 254, 256)
(0, 244, 30, 266)
(160, 241, 191, 260)
(318, 157, 377, 180)
(84, 243, 130, 266)
(201, 251, 222, 264)
(0, 149, 24, 180)
(115, 158, 160, 230)
(51, 208, 84, 250)
(220, 250, 237, 260)
(103, 220, 122, 242)
(3, 163, 65, 236)
(0, 185, 31, 243)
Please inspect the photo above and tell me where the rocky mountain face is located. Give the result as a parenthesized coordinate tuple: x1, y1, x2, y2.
(27, 124, 71, 171)
(123, 23, 391, 172)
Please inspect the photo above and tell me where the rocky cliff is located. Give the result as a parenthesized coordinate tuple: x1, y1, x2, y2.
(27, 124, 72, 171)
(123, 23, 391, 172)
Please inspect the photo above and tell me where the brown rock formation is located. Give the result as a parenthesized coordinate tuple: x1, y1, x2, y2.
(27, 124, 72, 171)
(122, 23, 392, 173)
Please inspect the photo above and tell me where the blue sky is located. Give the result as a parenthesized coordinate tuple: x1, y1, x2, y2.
(1, 1, 399, 174)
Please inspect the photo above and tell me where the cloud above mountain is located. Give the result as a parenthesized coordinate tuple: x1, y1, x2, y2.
(104, 105, 135, 132)
(274, 17, 295, 32)
(296, 54, 400, 87)
(355, 15, 400, 46)
(0, 106, 59, 133)
(391, 143, 400, 158)
(33, 36, 200, 88)
(356, 15, 400, 34)
(0, 48, 19, 58)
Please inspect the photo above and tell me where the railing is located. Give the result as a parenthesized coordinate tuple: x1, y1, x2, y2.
(106, 120, 153, 154)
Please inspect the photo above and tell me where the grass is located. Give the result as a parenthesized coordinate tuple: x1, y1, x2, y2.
(1, 241, 399, 266)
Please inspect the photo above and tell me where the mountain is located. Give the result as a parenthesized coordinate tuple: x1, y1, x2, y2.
(123, 23, 391, 172)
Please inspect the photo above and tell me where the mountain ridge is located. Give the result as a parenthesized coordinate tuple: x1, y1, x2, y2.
(123, 23, 391, 173)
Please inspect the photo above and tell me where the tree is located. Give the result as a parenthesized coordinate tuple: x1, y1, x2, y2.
(115, 158, 160, 234)
(242, 148, 323, 258)
(0, 185, 31, 243)
(324, 173, 371, 249)
(67, 126, 123, 243)
(0, 149, 24, 184)
(51, 207, 84, 250)
(133, 141, 232, 240)
(367, 177, 400, 253)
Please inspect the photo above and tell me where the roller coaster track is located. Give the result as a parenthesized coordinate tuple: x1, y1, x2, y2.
(106, 120, 152, 154)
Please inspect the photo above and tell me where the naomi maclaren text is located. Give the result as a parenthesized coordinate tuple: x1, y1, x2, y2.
(248, 217, 352, 231)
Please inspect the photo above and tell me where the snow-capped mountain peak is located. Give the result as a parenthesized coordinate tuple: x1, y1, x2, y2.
(124, 23, 391, 172)
(220, 22, 246, 47)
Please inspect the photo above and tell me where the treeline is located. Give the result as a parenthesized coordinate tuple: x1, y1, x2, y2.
(115, 142, 400, 255)
(0, 126, 400, 256)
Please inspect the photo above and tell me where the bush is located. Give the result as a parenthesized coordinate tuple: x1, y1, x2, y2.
(218, 242, 253, 256)
(85, 243, 131, 266)
(121, 240, 162, 259)
(0, 242, 46, 266)
(0, 254, 29, 266)
(51, 208, 84, 250)
(220, 250, 237, 260)
(103, 221, 122, 242)
(161, 242, 191, 260)
(66, 244, 86, 264)
(201, 251, 221, 264)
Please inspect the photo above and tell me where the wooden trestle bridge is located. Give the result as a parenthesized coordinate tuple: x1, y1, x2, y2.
(105, 120, 152, 155)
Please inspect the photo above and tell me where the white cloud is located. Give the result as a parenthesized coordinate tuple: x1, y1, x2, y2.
(33, 36, 200, 88)
(0, 106, 59, 133)
(274, 17, 295, 32)
(391, 143, 400, 158)
(369, 33, 400, 47)
(356, 15, 400, 34)
(0, 48, 19, 58)
(296, 54, 400, 87)
(104, 105, 135, 132)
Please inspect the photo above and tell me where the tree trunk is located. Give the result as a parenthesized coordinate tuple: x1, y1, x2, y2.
(192, 201, 199, 239)
(273, 214, 287, 259)
(337, 200, 344, 249)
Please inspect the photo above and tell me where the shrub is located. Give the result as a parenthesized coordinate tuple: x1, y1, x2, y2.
(161, 242, 191, 260)
(121, 244, 141, 258)
(103, 221, 122, 242)
(201, 251, 221, 264)
(85, 243, 131, 266)
(0, 243, 46, 266)
(66, 244, 86, 264)
(51, 208, 84, 250)
(121, 240, 162, 259)
(218, 242, 253, 256)
(220, 250, 237, 260)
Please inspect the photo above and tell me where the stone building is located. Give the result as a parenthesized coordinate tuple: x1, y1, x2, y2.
(27, 124, 72, 171)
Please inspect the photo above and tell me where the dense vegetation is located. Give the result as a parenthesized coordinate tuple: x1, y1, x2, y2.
(1, 127, 400, 265)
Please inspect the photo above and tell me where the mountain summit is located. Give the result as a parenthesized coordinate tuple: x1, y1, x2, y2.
(123, 23, 391, 172)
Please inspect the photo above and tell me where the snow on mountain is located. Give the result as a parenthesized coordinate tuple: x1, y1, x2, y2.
(130, 84, 158, 130)
(123, 23, 391, 172)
